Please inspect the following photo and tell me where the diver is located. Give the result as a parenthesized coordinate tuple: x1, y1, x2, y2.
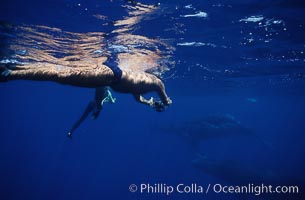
(0, 60, 172, 112)
(67, 86, 116, 138)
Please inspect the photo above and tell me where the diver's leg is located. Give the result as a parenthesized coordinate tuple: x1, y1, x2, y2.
(68, 101, 95, 138)
(95, 87, 107, 102)
(91, 86, 117, 118)
(1, 63, 114, 88)
(91, 87, 105, 119)
(3, 64, 61, 82)
(91, 101, 102, 119)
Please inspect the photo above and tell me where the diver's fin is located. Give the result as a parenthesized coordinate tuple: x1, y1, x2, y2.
(0, 64, 11, 82)
(1, 68, 11, 76)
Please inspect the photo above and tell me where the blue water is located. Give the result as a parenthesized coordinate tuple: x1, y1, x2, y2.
(1, 0, 305, 199)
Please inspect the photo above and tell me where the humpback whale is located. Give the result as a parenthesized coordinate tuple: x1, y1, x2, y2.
(164, 114, 271, 150)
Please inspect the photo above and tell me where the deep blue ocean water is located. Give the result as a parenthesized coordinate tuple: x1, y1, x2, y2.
(0, 0, 305, 199)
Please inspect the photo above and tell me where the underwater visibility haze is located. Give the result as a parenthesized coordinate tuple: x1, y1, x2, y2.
(1, 0, 305, 199)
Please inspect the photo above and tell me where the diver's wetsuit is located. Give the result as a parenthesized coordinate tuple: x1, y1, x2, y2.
(103, 54, 122, 84)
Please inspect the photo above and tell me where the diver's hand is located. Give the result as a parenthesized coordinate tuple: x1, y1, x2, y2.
(147, 97, 154, 106)
(154, 101, 165, 112)
(164, 97, 172, 105)
(150, 99, 166, 112)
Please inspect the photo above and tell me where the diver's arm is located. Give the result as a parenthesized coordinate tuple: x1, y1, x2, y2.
(112, 71, 172, 106)
(68, 101, 95, 138)
(156, 82, 172, 106)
